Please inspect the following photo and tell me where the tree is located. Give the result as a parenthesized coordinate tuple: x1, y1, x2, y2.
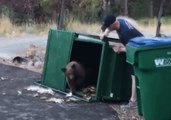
(156, 0, 166, 37)
(149, 0, 154, 17)
(124, 0, 128, 16)
(98, 0, 112, 19)
(58, 0, 65, 29)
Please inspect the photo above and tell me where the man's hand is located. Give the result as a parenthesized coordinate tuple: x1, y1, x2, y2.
(100, 33, 106, 40)
(99, 29, 110, 40)
(111, 43, 126, 53)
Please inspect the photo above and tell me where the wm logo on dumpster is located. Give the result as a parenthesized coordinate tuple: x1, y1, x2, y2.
(154, 58, 171, 67)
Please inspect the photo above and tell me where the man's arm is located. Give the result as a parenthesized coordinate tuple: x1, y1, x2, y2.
(100, 28, 110, 39)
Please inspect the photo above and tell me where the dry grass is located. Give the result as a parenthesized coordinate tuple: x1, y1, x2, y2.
(0, 16, 101, 37)
(0, 16, 21, 37)
(66, 17, 171, 37)
(138, 18, 171, 36)
(66, 19, 101, 35)
(0, 16, 171, 38)
(0, 16, 56, 37)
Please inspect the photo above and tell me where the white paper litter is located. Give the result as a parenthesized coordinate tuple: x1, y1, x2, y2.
(66, 97, 79, 102)
(17, 90, 22, 95)
(25, 85, 54, 95)
(0, 77, 7, 80)
(46, 98, 64, 104)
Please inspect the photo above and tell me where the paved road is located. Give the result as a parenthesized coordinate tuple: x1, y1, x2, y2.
(0, 36, 47, 59)
(0, 63, 119, 120)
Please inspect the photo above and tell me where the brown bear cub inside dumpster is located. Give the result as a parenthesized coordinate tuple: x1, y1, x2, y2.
(61, 61, 96, 98)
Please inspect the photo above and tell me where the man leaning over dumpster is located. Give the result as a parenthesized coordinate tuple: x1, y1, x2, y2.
(100, 15, 143, 109)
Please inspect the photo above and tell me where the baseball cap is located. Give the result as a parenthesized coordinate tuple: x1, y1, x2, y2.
(101, 15, 116, 32)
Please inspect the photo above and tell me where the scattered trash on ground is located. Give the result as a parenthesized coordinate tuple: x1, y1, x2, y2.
(32, 93, 39, 97)
(110, 104, 144, 120)
(25, 85, 54, 95)
(25, 85, 82, 104)
(82, 86, 96, 100)
(25, 85, 65, 103)
(2, 92, 6, 95)
(65, 97, 80, 102)
(17, 90, 22, 96)
(0, 44, 46, 73)
(46, 97, 64, 104)
(0, 77, 7, 81)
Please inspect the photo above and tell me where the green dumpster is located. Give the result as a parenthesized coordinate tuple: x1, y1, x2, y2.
(126, 37, 171, 120)
(41, 29, 131, 102)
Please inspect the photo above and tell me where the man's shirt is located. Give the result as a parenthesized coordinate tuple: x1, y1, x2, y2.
(117, 19, 143, 45)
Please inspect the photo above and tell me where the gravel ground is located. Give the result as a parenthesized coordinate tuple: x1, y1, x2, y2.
(110, 103, 144, 120)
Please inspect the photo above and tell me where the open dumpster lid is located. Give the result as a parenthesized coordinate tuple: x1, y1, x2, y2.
(127, 37, 171, 48)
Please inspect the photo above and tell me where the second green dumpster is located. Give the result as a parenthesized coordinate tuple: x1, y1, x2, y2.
(126, 37, 171, 120)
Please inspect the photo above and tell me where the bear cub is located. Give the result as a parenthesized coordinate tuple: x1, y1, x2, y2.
(61, 61, 86, 97)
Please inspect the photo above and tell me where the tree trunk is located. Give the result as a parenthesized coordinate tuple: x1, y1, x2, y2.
(58, 0, 65, 30)
(102, 0, 109, 18)
(149, 0, 154, 17)
(156, 0, 166, 37)
(124, 0, 128, 16)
